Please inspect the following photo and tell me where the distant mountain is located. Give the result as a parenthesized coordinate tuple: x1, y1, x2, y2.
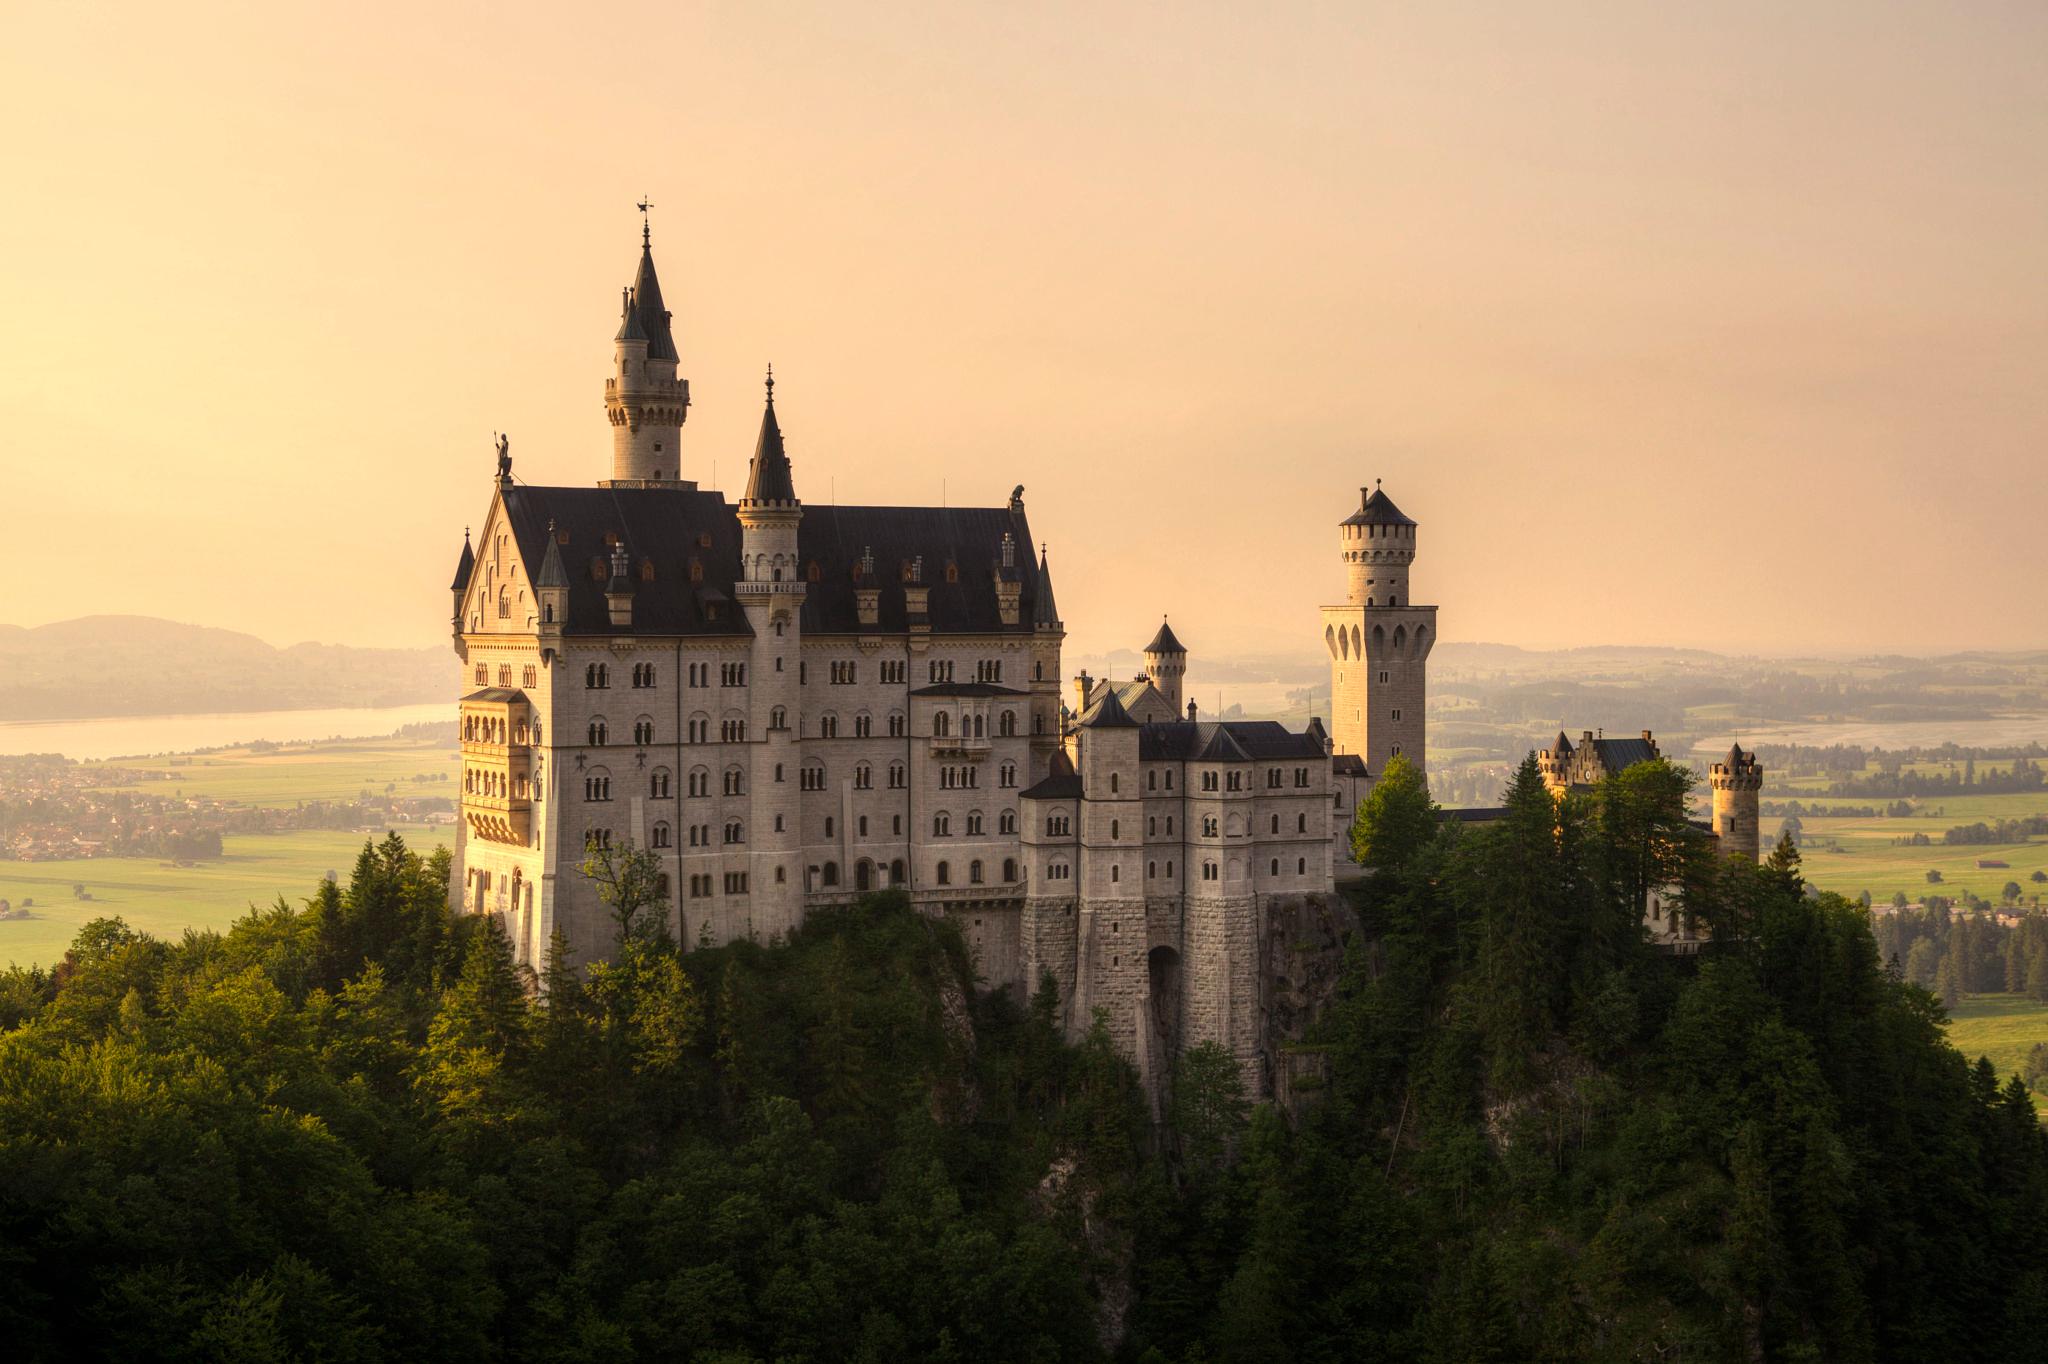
(0, 616, 446, 721)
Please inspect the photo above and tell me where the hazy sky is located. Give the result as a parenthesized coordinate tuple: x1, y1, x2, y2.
(3, 1, 2043, 661)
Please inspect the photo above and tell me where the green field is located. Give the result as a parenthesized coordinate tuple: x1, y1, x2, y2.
(0, 827, 454, 968)
(1784, 787, 2048, 905)
(1946, 994, 2048, 1115)
(91, 735, 458, 808)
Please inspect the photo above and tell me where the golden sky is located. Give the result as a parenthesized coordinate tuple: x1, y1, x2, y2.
(3, 1, 2043, 660)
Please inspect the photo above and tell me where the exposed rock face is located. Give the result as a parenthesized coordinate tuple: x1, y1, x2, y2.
(1260, 890, 1360, 1112)
(1033, 1154, 1132, 1354)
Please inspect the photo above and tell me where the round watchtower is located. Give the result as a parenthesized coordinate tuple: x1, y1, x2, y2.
(1340, 483, 1418, 607)
(1142, 617, 1187, 716)
(1709, 743, 1763, 863)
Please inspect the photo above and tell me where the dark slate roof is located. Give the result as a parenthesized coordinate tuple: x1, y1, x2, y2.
(450, 533, 474, 592)
(1589, 737, 1659, 771)
(1440, 806, 1509, 824)
(911, 682, 1029, 698)
(1021, 749, 1083, 800)
(1551, 730, 1573, 756)
(628, 247, 678, 362)
(1196, 726, 1252, 763)
(499, 485, 1048, 638)
(1080, 686, 1139, 729)
(742, 385, 796, 504)
(1138, 721, 1325, 763)
(1032, 547, 1061, 628)
(613, 287, 648, 344)
(1332, 753, 1368, 776)
(1144, 618, 1187, 655)
(460, 687, 526, 704)
(1341, 486, 1416, 527)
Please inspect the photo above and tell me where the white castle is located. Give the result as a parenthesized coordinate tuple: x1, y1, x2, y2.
(449, 226, 1439, 1095)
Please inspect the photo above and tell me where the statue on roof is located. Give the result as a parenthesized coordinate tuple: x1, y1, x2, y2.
(495, 432, 512, 480)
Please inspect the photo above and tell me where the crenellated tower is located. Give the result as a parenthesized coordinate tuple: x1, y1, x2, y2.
(1709, 743, 1764, 863)
(603, 218, 692, 487)
(1142, 618, 1187, 717)
(734, 368, 805, 936)
(1322, 484, 1436, 777)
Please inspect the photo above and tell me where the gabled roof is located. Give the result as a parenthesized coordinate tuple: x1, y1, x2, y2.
(496, 485, 1050, 637)
(1341, 485, 1415, 527)
(1138, 720, 1326, 763)
(1551, 730, 1574, 756)
(1079, 685, 1140, 729)
(1588, 737, 1659, 772)
(742, 379, 796, 504)
(1144, 618, 1186, 655)
(1332, 753, 1368, 776)
(450, 533, 474, 592)
(1196, 726, 1251, 763)
(613, 287, 648, 344)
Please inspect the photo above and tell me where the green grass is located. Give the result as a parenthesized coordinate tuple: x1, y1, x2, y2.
(89, 736, 459, 809)
(1785, 787, 2048, 904)
(1946, 993, 2048, 1115)
(0, 827, 452, 969)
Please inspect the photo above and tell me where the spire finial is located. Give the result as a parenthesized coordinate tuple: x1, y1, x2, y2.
(636, 197, 653, 249)
(764, 363, 775, 406)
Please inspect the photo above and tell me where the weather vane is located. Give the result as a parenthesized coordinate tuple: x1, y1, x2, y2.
(636, 197, 654, 247)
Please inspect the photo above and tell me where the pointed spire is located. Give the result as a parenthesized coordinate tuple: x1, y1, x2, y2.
(614, 285, 647, 344)
(742, 365, 797, 504)
(624, 222, 676, 362)
(1080, 684, 1139, 729)
(537, 520, 569, 589)
(1032, 544, 1061, 628)
(450, 528, 475, 592)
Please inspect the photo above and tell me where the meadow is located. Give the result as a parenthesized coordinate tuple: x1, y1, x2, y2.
(90, 734, 458, 808)
(0, 828, 455, 968)
(1946, 993, 2048, 1114)
(2, 734, 460, 968)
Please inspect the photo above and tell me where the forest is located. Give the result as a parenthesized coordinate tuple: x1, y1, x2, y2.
(1, 756, 2045, 1362)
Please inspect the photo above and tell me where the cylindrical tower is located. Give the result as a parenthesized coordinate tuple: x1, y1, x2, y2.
(1709, 743, 1763, 862)
(1142, 618, 1187, 716)
(603, 229, 691, 487)
(1340, 484, 1417, 607)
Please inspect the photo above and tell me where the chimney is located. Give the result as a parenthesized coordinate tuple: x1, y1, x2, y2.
(1187, 698, 1199, 722)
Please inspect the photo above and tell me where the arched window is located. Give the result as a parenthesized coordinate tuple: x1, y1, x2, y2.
(999, 711, 1016, 737)
(967, 810, 984, 835)
(934, 812, 951, 836)
(588, 720, 608, 746)
(970, 859, 984, 885)
(1003, 858, 1017, 882)
(1110, 773, 1118, 794)
(653, 822, 672, 848)
(822, 861, 839, 887)
(770, 706, 786, 730)
(634, 719, 654, 746)
(936, 860, 951, 886)
(890, 858, 906, 885)
(1111, 865, 1119, 882)
(650, 769, 671, 798)
(934, 711, 950, 738)
(999, 810, 1016, 835)
(1110, 819, 1119, 839)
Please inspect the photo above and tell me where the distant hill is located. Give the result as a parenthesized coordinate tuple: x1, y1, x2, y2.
(0, 616, 446, 721)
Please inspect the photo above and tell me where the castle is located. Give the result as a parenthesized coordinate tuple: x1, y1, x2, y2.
(448, 224, 1755, 1094)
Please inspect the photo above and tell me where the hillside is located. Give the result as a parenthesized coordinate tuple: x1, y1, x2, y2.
(0, 616, 445, 720)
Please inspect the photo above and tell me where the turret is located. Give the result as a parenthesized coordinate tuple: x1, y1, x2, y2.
(1537, 730, 1573, 792)
(1339, 483, 1417, 607)
(733, 368, 805, 935)
(535, 521, 569, 650)
(1709, 742, 1764, 863)
(449, 528, 474, 649)
(603, 220, 691, 486)
(1142, 617, 1187, 716)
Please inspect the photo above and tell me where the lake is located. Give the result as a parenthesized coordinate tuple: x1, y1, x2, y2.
(0, 702, 454, 761)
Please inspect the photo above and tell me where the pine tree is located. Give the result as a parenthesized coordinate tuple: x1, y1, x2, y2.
(1349, 753, 1438, 873)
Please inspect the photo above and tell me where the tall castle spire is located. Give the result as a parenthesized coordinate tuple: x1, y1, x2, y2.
(603, 212, 690, 487)
(742, 365, 797, 505)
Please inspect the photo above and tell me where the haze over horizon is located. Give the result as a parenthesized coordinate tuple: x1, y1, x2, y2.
(4, 1, 2043, 662)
